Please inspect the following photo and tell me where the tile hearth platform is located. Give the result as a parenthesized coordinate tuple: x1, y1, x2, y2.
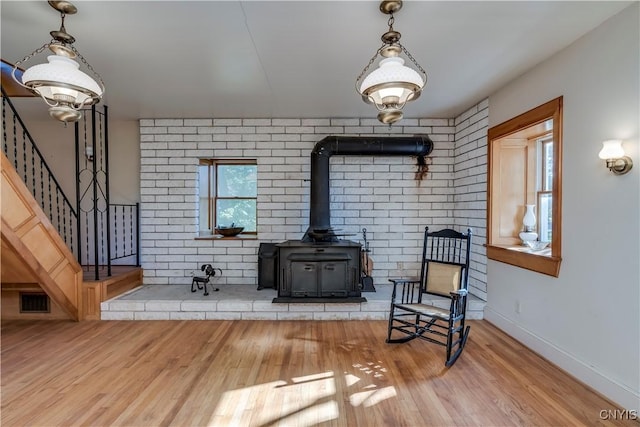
(101, 284, 485, 321)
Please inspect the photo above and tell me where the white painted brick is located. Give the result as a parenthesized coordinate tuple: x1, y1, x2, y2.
(101, 311, 135, 320)
(217, 301, 253, 311)
(138, 114, 486, 298)
(181, 301, 217, 311)
(134, 311, 171, 320)
(349, 312, 387, 320)
(288, 303, 324, 312)
(170, 312, 206, 320)
(145, 301, 182, 311)
(242, 312, 278, 320)
(206, 312, 242, 320)
(277, 312, 314, 320)
(106, 301, 146, 311)
(361, 301, 389, 312)
(313, 312, 351, 320)
(273, 118, 300, 126)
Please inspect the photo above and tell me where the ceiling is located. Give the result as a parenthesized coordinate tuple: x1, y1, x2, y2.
(1, 1, 632, 122)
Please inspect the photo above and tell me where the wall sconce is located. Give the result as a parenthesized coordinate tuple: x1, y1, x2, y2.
(85, 146, 93, 162)
(598, 140, 633, 175)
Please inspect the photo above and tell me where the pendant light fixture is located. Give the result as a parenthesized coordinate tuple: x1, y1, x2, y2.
(356, 0, 427, 125)
(12, 1, 104, 122)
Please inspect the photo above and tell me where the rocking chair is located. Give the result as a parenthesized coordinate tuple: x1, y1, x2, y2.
(386, 227, 472, 367)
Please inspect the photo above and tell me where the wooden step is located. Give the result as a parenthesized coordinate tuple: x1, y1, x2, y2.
(82, 266, 143, 320)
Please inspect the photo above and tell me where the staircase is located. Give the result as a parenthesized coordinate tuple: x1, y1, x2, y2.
(1, 152, 82, 320)
(1, 79, 141, 321)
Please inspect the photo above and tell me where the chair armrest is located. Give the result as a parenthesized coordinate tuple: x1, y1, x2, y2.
(388, 277, 420, 285)
(388, 277, 421, 303)
(449, 289, 468, 299)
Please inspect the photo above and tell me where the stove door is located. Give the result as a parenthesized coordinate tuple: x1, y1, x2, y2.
(320, 262, 348, 297)
(291, 262, 318, 297)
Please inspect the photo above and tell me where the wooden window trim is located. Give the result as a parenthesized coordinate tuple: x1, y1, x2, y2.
(487, 97, 563, 277)
(199, 159, 257, 236)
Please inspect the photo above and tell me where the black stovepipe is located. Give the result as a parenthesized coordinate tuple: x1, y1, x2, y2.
(302, 135, 433, 242)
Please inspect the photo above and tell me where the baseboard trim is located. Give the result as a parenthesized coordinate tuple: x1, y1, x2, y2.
(484, 307, 640, 412)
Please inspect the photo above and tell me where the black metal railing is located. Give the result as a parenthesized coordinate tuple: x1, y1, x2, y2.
(1, 86, 78, 256)
(2, 87, 139, 281)
(76, 106, 140, 280)
(110, 203, 140, 267)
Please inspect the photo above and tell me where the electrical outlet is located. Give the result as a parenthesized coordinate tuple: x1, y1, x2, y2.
(515, 300, 522, 314)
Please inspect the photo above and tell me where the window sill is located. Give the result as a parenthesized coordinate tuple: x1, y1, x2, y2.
(195, 234, 257, 241)
(486, 244, 561, 277)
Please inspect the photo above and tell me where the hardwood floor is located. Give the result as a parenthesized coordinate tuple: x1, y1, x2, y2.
(1, 320, 633, 427)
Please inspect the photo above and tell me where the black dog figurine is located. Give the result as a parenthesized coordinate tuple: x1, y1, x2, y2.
(191, 264, 222, 296)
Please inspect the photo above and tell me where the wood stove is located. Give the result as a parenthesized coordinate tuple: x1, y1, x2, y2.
(276, 240, 361, 298)
(273, 135, 433, 301)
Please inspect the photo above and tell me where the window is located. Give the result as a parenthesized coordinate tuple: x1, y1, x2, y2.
(487, 97, 562, 277)
(537, 137, 553, 242)
(198, 159, 257, 235)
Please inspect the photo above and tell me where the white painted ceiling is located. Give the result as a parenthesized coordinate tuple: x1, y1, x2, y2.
(1, 1, 633, 122)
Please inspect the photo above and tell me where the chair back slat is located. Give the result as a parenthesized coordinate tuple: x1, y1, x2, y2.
(420, 227, 472, 297)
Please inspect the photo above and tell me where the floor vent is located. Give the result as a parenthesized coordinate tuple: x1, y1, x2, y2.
(20, 293, 50, 313)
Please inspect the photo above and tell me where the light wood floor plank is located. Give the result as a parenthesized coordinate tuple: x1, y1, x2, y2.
(1, 320, 634, 427)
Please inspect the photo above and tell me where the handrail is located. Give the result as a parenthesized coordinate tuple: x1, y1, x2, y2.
(2, 84, 78, 257)
(1, 86, 78, 217)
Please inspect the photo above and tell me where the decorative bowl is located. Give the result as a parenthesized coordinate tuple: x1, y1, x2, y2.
(215, 226, 244, 237)
(525, 240, 549, 251)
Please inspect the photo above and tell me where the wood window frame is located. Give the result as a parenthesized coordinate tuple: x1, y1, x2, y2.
(198, 159, 257, 236)
(487, 97, 563, 277)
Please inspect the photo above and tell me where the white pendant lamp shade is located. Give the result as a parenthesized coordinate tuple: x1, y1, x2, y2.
(360, 57, 424, 107)
(11, 1, 104, 122)
(355, 1, 427, 125)
(22, 55, 102, 107)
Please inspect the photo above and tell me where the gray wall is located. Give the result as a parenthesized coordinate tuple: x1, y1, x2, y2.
(485, 3, 639, 411)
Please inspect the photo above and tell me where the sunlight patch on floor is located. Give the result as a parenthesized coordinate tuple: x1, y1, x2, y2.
(209, 362, 396, 427)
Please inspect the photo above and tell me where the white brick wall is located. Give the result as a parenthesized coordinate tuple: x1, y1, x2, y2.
(453, 100, 489, 300)
(139, 118, 457, 286)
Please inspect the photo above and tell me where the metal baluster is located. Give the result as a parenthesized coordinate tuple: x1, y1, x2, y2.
(12, 114, 18, 169)
(62, 203, 68, 244)
(22, 129, 27, 184)
(56, 187, 61, 234)
(31, 145, 36, 198)
(114, 206, 118, 259)
(69, 212, 74, 256)
(129, 205, 134, 258)
(40, 159, 45, 213)
(48, 176, 53, 222)
(100, 208, 105, 266)
(2, 97, 8, 156)
(85, 213, 90, 267)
